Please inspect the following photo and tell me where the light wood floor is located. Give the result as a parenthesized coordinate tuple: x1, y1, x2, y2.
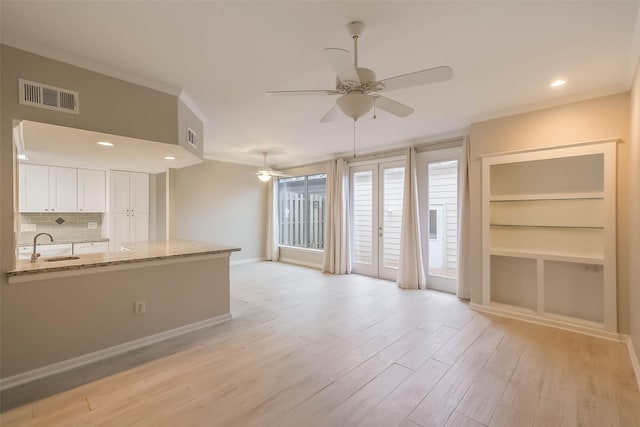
(1, 262, 639, 426)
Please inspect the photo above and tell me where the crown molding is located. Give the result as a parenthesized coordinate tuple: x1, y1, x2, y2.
(179, 91, 208, 123)
(1, 34, 181, 96)
(471, 85, 628, 125)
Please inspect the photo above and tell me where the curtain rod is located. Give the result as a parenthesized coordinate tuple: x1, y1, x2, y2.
(280, 135, 467, 171)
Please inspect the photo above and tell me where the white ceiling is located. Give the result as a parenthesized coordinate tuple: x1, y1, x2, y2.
(2, 1, 639, 168)
(18, 121, 201, 174)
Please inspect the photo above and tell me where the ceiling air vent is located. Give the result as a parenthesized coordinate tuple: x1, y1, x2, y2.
(187, 127, 198, 148)
(19, 79, 79, 114)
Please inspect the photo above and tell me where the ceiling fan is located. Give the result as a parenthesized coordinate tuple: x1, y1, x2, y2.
(256, 152, 289, 182)
(266, 21, 453, 122)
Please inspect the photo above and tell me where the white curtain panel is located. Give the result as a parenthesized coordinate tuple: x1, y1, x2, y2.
(265, 178, 279, 261)
(322, 159, 351, 274)
(457, 137, 471, 298)
(397, 147, 426, 289)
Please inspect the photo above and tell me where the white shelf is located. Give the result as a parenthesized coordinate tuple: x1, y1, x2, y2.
(482, 140, 617, 334)
(489, 192, 604, 202)
(490, 248, 604, 265)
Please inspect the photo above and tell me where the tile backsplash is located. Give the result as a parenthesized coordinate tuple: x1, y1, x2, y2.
(20, 213, 104, 244)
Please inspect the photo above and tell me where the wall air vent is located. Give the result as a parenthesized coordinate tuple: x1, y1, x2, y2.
(18, 79, 79, 114)
(187, 127, 198, 148)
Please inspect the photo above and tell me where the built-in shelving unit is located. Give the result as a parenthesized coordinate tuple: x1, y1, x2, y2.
(479, 139, 618, 338)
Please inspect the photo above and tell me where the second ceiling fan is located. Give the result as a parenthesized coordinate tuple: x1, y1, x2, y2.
(267, 21, 453, 122)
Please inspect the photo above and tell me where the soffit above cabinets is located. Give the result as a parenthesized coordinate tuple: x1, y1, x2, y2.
(18, 120, 202, 174)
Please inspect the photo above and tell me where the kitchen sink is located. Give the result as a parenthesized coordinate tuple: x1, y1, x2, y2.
(44, 256, 81, 262)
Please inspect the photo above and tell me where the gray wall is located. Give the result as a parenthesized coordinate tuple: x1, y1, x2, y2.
(629, 62, 640, 360)
(2, 257, 230, 377)
(171, 160, 266, 261)
(469, 92, 631, 333)
(0, 45, 205, 379)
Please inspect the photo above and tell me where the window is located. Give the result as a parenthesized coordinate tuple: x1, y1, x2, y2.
(278, 173, 327, 249)
(429, 209, 438, 240)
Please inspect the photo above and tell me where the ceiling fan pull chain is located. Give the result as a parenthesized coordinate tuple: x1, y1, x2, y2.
(373, 97, 377, 119)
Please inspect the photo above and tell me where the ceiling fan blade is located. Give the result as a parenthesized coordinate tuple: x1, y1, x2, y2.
(323, 48, 361, 84)
(320, 104, 342, 123)
(376, 66, 453, 92)
(374, 95, 415, 117)
(266, 89, 340, 96)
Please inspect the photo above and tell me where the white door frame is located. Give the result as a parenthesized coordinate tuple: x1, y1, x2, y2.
(417, 147, 463, 293)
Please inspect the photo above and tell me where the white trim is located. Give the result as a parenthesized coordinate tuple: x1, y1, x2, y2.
(278, 245, 324, 254)
(1, 36, 181, 96)
(279, 258, 322, 270)
(7, 253, 230, 284)
(0, 313, 232, 391)
(471, 86, 628, 124)
(178, 90, 208, 123)
(479, 137, 622, 158)
(625, 336, 640, 391)
(230, 257, 265, 266)
(470, 302, 621, 342)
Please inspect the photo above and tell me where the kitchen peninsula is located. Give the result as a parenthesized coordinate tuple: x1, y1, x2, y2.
(2, 240, 240, 387)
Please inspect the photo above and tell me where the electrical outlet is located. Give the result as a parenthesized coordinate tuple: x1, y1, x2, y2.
(21, 223, 37, 232)
(88, 222, 98, 230)
(134, 300, 146, 315)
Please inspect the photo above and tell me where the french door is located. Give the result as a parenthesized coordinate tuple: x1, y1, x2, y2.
(417, 147, 462, 293)
(350, 160, 405, 281)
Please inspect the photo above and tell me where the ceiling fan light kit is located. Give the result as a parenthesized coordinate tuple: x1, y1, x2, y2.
(256, 151, 289, 182)
(266, 20, 453, 123)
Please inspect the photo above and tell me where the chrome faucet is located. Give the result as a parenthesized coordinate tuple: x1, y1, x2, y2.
(31, 233, 53, 262)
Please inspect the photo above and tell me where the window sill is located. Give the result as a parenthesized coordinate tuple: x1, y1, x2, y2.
(278, 245, 324, 254)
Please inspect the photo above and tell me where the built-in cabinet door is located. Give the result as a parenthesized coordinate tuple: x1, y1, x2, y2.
(131, 212, 149, 243)
(19, 164, 49, 212)
(78, 169, 106, 212)
(109, 170, 130, 213)
(49, 166, 77, 212)
(109, 213, 131, 252)
(129, 172, 149, 214)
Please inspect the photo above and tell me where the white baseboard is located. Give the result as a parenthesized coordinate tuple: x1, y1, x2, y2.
(625, 336, 640, 390)
(469, 302, 622, 342)
(230, 257, 265, 266)
(0, 313, 232, 391)
(279, 257, 322, 270)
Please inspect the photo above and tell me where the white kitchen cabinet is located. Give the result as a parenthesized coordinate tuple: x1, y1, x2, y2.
(108, 170, 149, 251)
(19, 164, 78, 212)
(479, 139, 617, 337)
(19, 164, 49, 212)
(48, 166, 77, 212)
(77, 169, 106, 212)
(73, 241, 109, 255)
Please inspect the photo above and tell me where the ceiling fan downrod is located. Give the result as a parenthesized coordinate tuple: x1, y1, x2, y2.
(347, 21, 364, 69)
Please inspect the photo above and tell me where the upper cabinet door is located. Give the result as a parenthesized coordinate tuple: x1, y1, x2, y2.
(78, 169, 106, 212)
(109, 170, 130, 213)
(19, 164, 49, 212)
(129, 172, 149, 214)
(49, 166, 78, 212)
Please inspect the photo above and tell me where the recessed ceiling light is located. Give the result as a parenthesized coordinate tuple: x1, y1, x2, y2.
(164, 156, 176, 160)
(17, 154, 28, 160)
(550, 79, 567, 88)
(97, 141, 113, 147)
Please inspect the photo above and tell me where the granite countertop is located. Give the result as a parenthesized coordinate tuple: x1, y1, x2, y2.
(18, 238, 110, 247)
(7, 240, 241, 277)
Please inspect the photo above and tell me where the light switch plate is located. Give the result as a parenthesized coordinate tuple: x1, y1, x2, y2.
(21, 223, 37, 232)
(88, 222, 98, 230)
